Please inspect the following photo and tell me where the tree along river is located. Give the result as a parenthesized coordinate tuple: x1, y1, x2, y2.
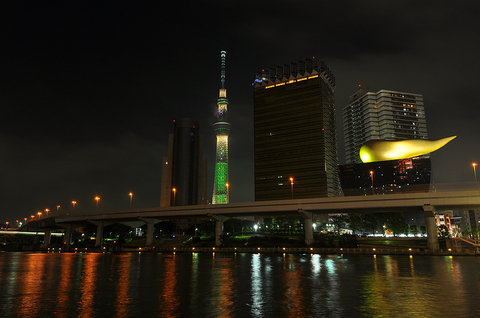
(0, 251, 479, 317)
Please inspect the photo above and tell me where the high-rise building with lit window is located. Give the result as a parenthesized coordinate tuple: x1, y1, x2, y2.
(343, 88, 428, 164)
(212, 51, 231, 204)
(339, 87, 431, 197)
(253, 57, 339, 201)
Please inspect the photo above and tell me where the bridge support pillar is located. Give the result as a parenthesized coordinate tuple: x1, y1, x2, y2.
(139, 218, 156, 247)
(299, 210, 315, 246)
(209, 215, 228, 247)
(423, 205, 439, 250)
(60, 224, 74, 252)
(41, 231, 52, 249)
(89, 221, 112, 248)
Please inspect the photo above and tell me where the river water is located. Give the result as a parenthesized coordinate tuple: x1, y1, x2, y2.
(0, 251, 479, 317)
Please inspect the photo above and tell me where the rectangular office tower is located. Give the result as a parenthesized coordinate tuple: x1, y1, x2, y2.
(343, 88, 428, 164)
(253, 58, 339, 201)
(160, 118, 208, 207)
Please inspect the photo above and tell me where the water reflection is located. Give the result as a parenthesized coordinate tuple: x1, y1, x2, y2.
(114, 255, 133, 318)
(0, 253, 479, 317)
(158, 254, 179, 316)
(17, 253, 48, 317)
(217, 257, 235, 317)
(55, 253, 75, 318)
(251, 254, 263, 316)
(78, 254, 100, 318)
(281, 254, 306, 316)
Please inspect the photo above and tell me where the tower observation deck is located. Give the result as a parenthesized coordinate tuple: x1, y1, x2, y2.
(212, 51, 231, 204)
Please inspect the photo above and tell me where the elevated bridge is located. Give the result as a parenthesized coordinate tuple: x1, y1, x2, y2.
(49, 190, 480, 250)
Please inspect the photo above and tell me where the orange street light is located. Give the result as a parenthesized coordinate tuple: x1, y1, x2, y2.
(95, 196, 100, 211)
(226, 183, 229, 204)
(72, 201, 77, 213)
(45, 208, 50, 218)
(5, 221, 9, 229)
(290, 177, 294, 199)
(37, 211, 42, 220)
(370, 171, 374, 195)
(129, 192, 133, 209)
(473, 163, 478, 190)
(172, 188, 176, 206)
(56, 205, 61, 215)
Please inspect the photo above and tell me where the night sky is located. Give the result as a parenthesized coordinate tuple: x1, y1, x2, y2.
(2, 2, 480, 224)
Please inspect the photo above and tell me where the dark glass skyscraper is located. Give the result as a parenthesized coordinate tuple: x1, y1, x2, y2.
(253, 58, 339, 201)
(160, 118, 207, 207)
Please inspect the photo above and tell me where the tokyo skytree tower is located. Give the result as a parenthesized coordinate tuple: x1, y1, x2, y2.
(212, 51, 231, 204)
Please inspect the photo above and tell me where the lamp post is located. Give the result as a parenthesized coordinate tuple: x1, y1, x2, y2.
(5, 221, 9, 229)
(370, 171, 374, 195)
(37, 211, 42, 220)
(290, 177, 294, 199)
(44, 208, 50, 218)
(129, 192, 133, 209)
(172, 188, 176, 206)
(225, 183, 229, 204)
(72, 201, 77, 214)
(95, 196, 100, 211)
(473, 163, 478, 190)
(56, 205, 61, 216)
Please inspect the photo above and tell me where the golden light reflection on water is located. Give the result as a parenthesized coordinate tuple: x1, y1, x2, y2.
(55, 253, 75, 318)
(359, 256, 473, 317)
(16, 253, 48, 317)
(217, 257, 235, 317)
(158, 254, 179, 315)
(78, 254, 101, 318)
(281, 254, 306, 316)
(114, 255, 133, 318)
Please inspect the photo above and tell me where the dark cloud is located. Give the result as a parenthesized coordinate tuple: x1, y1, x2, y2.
(1, 1, 480, 223)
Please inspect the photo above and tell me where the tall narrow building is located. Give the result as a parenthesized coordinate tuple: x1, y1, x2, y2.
(212, 51, 231, 204)
(343, 87, 428, 164)
(253, 57, 340, 201)
(160, 118, 207, 207)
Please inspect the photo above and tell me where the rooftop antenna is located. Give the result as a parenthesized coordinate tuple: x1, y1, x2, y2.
(220, 51, 226, 89)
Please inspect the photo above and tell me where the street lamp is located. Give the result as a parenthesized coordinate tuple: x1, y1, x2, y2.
(172, 188, 176, 206)
(225, 183, 229, 204)
(290, 177, 294, 199)
(5, 221, 9, 229)
(56, 205, 61, 215)
(95, 196, 100, 211)
(37, 211, 42, 220)
(129, 192, 133, 209)
(370, 171, 374, 195)
(44, 208, 50, 218)
(72, 201, 77, 214)
(473, 163, 478, 190)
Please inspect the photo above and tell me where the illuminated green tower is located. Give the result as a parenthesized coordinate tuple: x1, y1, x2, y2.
(212, 51, 231, 204)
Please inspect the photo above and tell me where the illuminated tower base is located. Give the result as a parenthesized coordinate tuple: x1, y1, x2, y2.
(212, 123, 231, 204)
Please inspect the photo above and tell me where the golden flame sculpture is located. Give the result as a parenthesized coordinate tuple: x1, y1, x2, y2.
(359, 136, 456, 163)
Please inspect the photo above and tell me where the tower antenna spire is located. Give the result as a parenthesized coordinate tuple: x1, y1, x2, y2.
(220, 51, 226, 89)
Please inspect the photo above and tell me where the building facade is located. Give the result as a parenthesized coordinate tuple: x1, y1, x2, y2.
(212, 51, 231, 204)
(253, 58, 339, 201)
(160, 118, 207, 207)
(343, 88, 427, 164)
(338, 155, 432, 196)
